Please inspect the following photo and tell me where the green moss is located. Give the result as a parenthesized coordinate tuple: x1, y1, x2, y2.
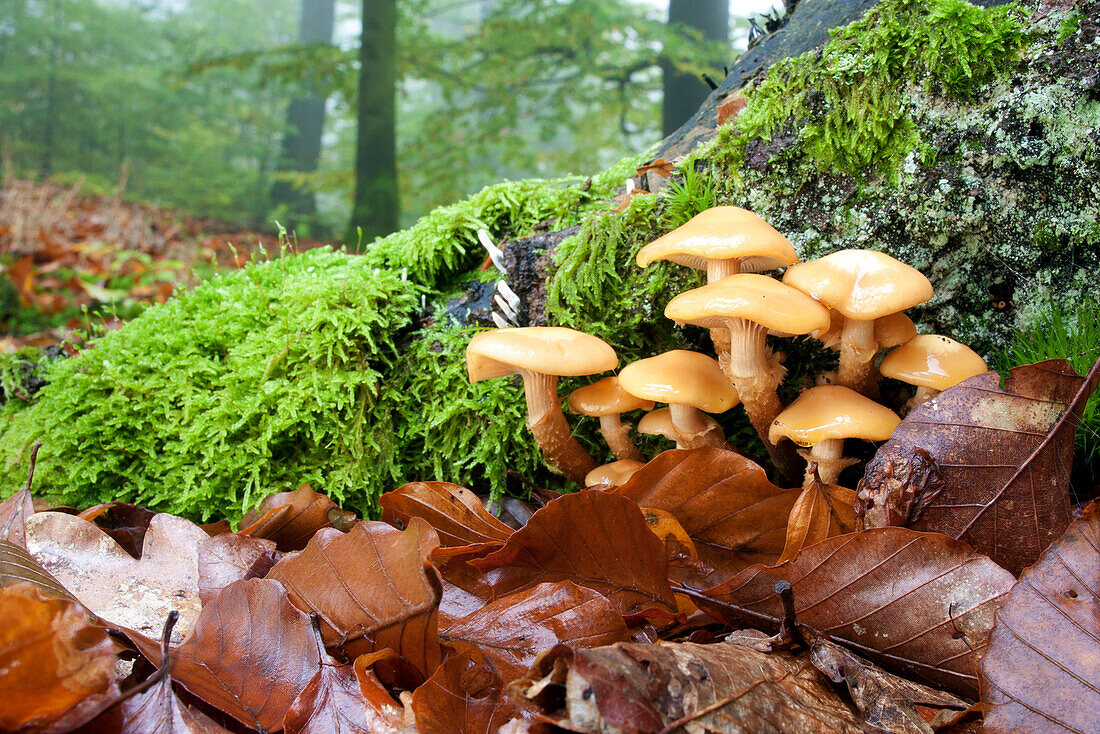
(1056, 11, 1081, 42)
(731, 0, 1028, 176)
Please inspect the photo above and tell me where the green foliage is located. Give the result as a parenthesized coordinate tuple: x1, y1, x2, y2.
(731, 0, 1028, 176)
(658, 161, 719, 230)
(0, 248, 424, 520)
(999, 296, 1100, 488)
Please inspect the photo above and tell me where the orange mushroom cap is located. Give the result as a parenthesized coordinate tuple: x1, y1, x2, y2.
(880, 334, 988, 391)
(618, 350, 739, 414)
(664, 273, 830, 335)
(467, 327, 618, 382)
(768, 385, 900, 447)
(782, 249, 933, 321)
(568, 376, 655, 416)
(636, 206, 798, 273)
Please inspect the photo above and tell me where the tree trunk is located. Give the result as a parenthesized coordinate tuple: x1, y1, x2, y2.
(271, 0, 336, 237)
(349, 0, 398, 248)
(660, 0, 729, 138)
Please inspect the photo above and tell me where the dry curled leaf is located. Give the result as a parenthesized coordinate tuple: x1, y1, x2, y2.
(470, 491, 676, 617)
(268, 518, 443, 680)
(380, 481, 514, 547)
(0, 583, 117, 732)
(412, 651, 519, 734)
(514, 640, 863, 733)
(440, 581, 631, 681)
(693, 528, 1016, 698)
(612, 448, 800, 581)
(979, 501, 1100, 733)
(859, 360, 1098, 574)
(778, 476, 855, 564)
(239, 484, 353, 552)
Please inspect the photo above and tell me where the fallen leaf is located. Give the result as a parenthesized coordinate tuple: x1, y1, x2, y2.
(612, 448, 800, 581)
(0, 541, 77, 602)
(810, 638, 968, 733)
(430, 543, 504, 627)
(859, 360, 1098, 574)
(717, 94, 747, 126)
(514, 640, 864, 732)
(0, 441, 41, 546)
(635, 158, 675, 178)
(78, 502, 157, 559)
(0, 583, 117, 732)
(692, 527, 1016, 697)
(778, 475, 856, 564)
(267, 518, 443, 680)
(979, 501, 1100, 733)
(440, 581, 631, 680)
(379, 481, 513, 547)
(239, 484, 351, 552)
(471, 491, 676, 617)
(412, 651, 519, 734)
(196, 532, 277, 605)
(136, 578, 320, 733)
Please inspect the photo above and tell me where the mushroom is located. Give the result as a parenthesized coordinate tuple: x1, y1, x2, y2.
(568, 376, 654, 462)
(466, 327, 617, 485)
(585, 460, 645, 488)
(636, 206, 799, 353)
(812, 310, 917, 394)
(663, 273, 830, 475)
(782, 250, 933, 392)
(879, 334, 988, 412)
(617, 350, 738, 450)
(637, 407, 722, 450)
(769, 385, 901, 488)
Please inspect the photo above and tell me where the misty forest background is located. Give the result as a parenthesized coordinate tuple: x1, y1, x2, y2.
(1, 0, 776, 245)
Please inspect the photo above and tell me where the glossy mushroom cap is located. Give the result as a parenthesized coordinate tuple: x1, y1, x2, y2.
(568, 376, 655, 416)
(635, 206, 798, 275)
(875, 312, 918, 349)
(880, 334, 988, 391)
(782, 249, 933, 321)
(769, 385, 900, 447)
(664, 273, 830, 336)
(467, 327, 618, 382)
(618, 350, 739, 413)
(585, 460, 645, 488)
(637, 407, 676, 441)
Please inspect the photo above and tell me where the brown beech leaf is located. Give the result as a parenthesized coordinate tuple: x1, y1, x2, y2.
(860, 359, 1098, 575)
(0, 582, 117, 732)
(693, 528, 1016, 697)
(78, 502, 157, 559)
(195, 532, 277, 605)
(431, 543, 504, 627)
(612, 448, 800, 582)
(0, 540, 76, 602)
(283, 617, 406, 734)
(239, 484, 354, 552)
(810, 639, 968, 734)
(979, 501, 1100, 733)
(412, 651, 519, 734)
(136, 578, 320, 733)
(514, 640, 863, 733)
(380, 481, 514, 547)
(470, 491, 676, 617)
(778, 477, 856, 564)
(441, 581, 631, 681)
(267, 518, 443, 680)
(0, 441, 41, 547)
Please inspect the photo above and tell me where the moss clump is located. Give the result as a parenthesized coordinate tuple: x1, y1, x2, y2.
(732, 0, 1028, 176)
(0, 249, 424, 519)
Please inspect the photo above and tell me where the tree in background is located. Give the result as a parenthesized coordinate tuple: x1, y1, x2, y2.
(661, 0, 729, 137)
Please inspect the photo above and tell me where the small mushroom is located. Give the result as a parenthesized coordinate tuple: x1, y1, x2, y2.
(568, 376, 654, 462)
(637, 407, 722, 450)
(585, 460, 645, 488)
(879, 334, 988, 412)
(783, 250, 932, 393)
(466, 327, 617, 485)
(617, 350, 738, 450)
(769, 385, 901, 488)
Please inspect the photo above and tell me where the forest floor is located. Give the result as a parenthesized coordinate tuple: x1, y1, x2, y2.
(0, 177, 325, 351)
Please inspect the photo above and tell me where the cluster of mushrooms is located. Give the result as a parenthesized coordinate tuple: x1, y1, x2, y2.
(465, 206, 988, 494)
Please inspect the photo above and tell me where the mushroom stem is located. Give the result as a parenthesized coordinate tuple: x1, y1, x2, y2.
(597, 414, 645, 462)
(669, 403, 727, 450)
(520, 371, 598, 485)
(837, 318, 877, 391)
(902, 385, 941, 414)
(796, 438, 859, 488)
(705, 260, 741, 355)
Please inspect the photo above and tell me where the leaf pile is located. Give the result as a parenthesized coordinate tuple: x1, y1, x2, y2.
(2, 434, 1095, 732)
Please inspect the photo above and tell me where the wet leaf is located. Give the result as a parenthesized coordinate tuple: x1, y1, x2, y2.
(135, 578, 320, 733)
(431, 543, 503, 627)
(0, 441, 41, 546)
(778, 477, 856, 564)
(979, 501, 1100, 733)
(612, 448, 800, 581)
(78, 502, 157, 559)
(267, 518, 442, 680)
(810, 638, 968, 733)
(0, 583, 117, 732)
(470, 491, 676, 617)
(440, 581, 631, 680)
(380, 481, 513, 547)
(860, 360, 1098, 574)
(239, 484, 351, 552)
(196, 532, 277, 605)
(0, 540, 76, 602)
(513, 640, 863, 732)
(81, 673, 232, 734)
(412, 651, 518, 734)
(693, 527, 1015, 697)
